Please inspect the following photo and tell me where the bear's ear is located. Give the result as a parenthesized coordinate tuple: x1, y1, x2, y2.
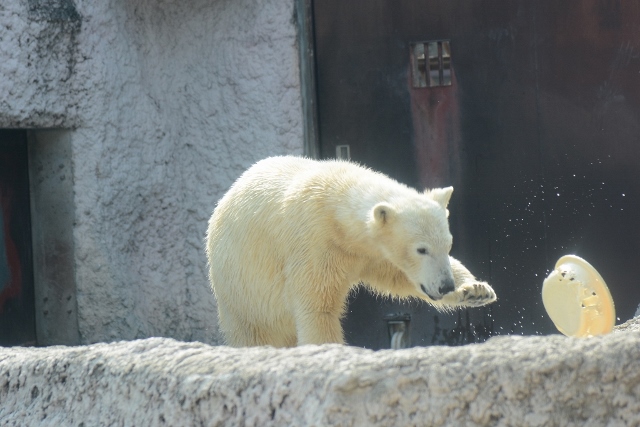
(372, 202, 395, 226)
(428, 186, 453, 210)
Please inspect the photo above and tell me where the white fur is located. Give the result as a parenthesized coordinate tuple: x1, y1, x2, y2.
(206, 156, 496, 347)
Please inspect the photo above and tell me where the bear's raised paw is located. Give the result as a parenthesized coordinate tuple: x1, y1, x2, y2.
(442, 281, 497, 308)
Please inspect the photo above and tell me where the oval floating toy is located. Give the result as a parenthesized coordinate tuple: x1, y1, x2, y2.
(542, 255, 615, 337)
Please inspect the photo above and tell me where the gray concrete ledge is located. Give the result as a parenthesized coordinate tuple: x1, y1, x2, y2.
(2, 325, 640, 426)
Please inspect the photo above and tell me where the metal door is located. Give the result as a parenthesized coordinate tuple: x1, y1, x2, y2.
(313, 0, 640, 348)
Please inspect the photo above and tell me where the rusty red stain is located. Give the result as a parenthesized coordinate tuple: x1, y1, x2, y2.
(409, 68, 462, 190)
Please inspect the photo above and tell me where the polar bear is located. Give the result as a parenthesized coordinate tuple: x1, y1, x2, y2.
(206, 156, 496, 347)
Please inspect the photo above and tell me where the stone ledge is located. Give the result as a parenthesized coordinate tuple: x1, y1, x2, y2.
(1, 326, 639, 426)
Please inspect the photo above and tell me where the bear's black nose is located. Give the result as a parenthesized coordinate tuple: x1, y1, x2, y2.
(438, 277, 455, 295)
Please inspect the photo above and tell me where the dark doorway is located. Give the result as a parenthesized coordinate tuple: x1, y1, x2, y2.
(313, 0, 640, 348)
(0, 130, 36, 346)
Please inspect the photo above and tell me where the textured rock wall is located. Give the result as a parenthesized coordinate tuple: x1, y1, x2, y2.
(1, 327, 639, 426)
(0, 0, 83, 128)
(0, 0, 304, 344)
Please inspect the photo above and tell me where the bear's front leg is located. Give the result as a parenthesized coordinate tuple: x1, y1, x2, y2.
(440, 257, 497, 308)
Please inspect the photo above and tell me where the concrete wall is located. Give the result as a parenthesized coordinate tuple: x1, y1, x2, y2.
(0, 0, 304, 344)
(2, 322, 640, 426)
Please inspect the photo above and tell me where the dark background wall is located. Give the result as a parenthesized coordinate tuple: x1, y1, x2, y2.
(313, 0, 640, 348)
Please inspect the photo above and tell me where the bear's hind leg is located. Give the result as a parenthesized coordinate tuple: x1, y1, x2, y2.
(218, 303, 297, 347)
(217, 303, 264, 347)
(287, 259, 352, 345)
(295, 311, 345, 345)
(217, 303, 252, 346)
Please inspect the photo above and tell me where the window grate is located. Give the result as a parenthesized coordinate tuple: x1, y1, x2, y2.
(411, 40, 452, 88)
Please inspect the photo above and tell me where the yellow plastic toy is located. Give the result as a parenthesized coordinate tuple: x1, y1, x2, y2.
(542, 255, 616, 337)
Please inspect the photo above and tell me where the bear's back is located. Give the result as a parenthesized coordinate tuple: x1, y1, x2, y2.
(207, 157, 325, 259)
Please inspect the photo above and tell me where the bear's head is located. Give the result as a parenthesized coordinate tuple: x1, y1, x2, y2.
(369, 186, 456, 302)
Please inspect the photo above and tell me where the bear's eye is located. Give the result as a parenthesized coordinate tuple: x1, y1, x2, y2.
(417, 248, 428, 255)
